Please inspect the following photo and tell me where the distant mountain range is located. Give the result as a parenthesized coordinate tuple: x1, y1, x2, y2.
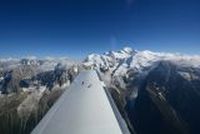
(0, 47, 200, 134)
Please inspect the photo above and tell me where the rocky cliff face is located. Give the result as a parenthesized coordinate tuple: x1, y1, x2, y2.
(125, 61, 200, 134)
(0, 57, 80, 134)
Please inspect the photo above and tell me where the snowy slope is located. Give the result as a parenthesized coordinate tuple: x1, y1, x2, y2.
(31, 70, 124, 134)
(83, 47, 200, 78)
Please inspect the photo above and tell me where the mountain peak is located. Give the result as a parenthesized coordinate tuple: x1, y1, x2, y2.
(122, 47, 135, 54)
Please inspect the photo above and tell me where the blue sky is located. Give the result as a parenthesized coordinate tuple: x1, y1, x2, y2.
(0, 0, 200, 58)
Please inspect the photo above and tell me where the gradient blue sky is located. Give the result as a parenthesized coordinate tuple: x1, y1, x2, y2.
(0, 0, 200, 58)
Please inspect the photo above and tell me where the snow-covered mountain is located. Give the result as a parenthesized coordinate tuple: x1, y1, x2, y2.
(84, 47, 200, 75)
(0, 57, 79, 94)
(83, 47, 200, 88)
(83, 47, 200, 134)
(1, 47, 200, 134)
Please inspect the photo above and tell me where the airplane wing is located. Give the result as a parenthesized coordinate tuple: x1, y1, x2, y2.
(31, 70, 130, 134)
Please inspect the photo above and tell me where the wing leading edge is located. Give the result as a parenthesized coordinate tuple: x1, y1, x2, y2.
(31, 70, 128, 134)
